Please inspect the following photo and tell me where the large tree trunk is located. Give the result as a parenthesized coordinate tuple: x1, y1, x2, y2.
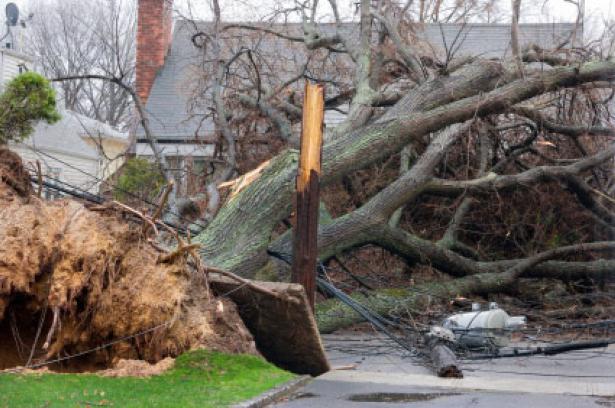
(195, 60, 615, 279)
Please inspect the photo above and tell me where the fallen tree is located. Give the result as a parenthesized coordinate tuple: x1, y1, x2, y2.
(51, 1, 615, 334)
(182, 1, 615, 333)
(316, 241, 615, 333)
(196, 59, 615, 272)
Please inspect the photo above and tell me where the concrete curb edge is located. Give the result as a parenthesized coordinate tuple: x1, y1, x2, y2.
(232, 375, 312, 408)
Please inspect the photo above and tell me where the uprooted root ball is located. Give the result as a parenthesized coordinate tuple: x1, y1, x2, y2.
(0, 148, 255, 371)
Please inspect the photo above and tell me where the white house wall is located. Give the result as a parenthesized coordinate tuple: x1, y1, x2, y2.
(11, 144, 101, 194)
(0, 50, 33, 90)
(135, 142, 215, 157)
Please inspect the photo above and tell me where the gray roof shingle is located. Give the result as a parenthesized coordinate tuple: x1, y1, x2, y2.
(137, 21, 578, 142)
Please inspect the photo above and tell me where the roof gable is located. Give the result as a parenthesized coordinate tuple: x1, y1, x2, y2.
(21, 109, 128, 159)
(137, 21, 578, 142)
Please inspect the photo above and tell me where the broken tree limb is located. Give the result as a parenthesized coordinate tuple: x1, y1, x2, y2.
(217, 159, 271, 200)
(111, 200, 158, 236)
(292, 82, 324, 310)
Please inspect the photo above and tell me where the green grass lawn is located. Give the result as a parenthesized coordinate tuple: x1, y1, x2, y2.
(0, 350, 295, 407)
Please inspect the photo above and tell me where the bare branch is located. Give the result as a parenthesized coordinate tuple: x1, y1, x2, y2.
(372, 11, 426, 82)
(510, 0, 524, 76)
(52, 74, 171, 182)
(426, 143, 615, 196)
(513, 106, 615, 137)
(238, 95, 294, 141)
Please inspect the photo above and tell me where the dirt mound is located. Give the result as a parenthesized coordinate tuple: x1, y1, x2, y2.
(0, 147, 32, 198)
(99, 357, 175, 377)
(0, 148, 255, 371)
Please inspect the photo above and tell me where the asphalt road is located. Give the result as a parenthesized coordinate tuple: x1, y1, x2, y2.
(273, 334, 615, 407)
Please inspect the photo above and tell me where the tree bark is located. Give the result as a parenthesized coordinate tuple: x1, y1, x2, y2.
(194, 60, 615, 277)
(316, 242, 615, 333)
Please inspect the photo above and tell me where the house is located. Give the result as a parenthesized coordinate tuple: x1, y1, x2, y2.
(134, 0, 579, 195)
(0, 47, 33, 90)
(10, 109, 129, 197)
(1, 30, 129, 197)
(0, 11, 33, 89)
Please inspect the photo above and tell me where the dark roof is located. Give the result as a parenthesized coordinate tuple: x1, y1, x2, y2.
(418, 23, 578, 59)
(137, 21, 207, 141)
(137, 21, 578, 142)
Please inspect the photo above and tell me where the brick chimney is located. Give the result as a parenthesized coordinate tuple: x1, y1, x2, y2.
(137, 0, 174, 103)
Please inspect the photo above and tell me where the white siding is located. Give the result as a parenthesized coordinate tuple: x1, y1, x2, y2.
(0, 50, 33, 90)
(9, 109, 129, 196)
(135, 142, 215, 157)
(11, 144, 101, 194)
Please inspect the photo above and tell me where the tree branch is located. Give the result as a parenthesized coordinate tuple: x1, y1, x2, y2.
(316, 241, 615, 333)
(238, 94, 294, 141)
(426, 143, 615, 196)
(372, 11, 425, 82)
(510, 0, 524, 76)
(513, 106, 615, 137)
(52, 74, 171, 182)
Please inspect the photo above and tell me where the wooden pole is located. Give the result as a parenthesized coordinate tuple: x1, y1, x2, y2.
(426, 336, 463, 378)
(292, 82, 324, 311)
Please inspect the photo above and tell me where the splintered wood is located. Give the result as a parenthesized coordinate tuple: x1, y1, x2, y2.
(292, 82, 324, 310)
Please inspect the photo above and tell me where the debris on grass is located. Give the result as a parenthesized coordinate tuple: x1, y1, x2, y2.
(98, 357, 175, 377)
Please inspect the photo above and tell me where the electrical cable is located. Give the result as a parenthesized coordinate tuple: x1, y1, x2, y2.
(267, 249, 422, 354)
(21, 145, 209, 230)
(268, 248, 615, 362)
(464, 339, 615, 360)
(29, 174, 199, 236)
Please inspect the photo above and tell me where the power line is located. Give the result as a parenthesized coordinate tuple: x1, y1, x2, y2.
(30, 173, 201, 237)
(21, 144, 209, 230)
(271, 248, 615, 365)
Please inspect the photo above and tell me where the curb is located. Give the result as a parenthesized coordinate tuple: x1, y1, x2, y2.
(232, 375, 312, 408)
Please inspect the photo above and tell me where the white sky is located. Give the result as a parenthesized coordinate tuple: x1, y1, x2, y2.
(4, 0, 615, 33)
(173, 0, 615, 23)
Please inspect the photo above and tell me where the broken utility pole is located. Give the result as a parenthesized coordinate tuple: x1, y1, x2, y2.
(292, 82, 324, 311)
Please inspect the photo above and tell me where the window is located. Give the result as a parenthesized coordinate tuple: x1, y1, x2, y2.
(44, 167, 63, 200)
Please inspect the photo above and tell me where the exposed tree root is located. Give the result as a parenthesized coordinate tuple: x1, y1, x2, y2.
(0, 148, 256, 371)
(42, 306, 60, 350)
